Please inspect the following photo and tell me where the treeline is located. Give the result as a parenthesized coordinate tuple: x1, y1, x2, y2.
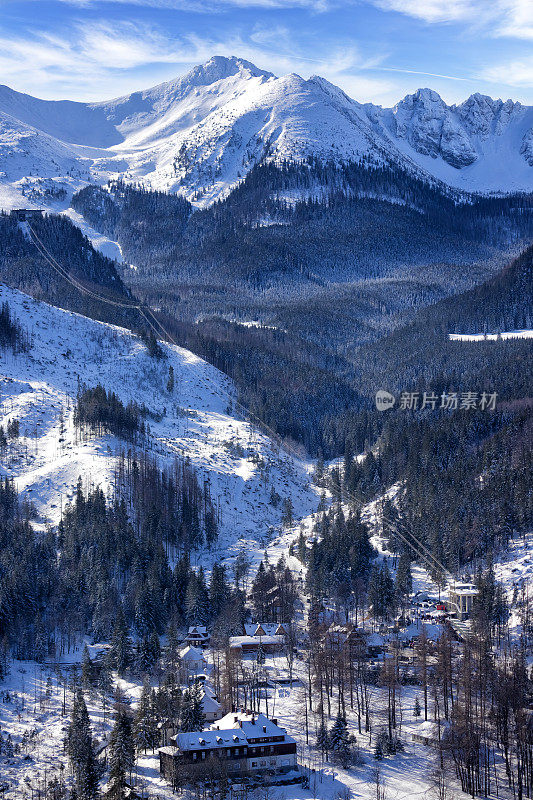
(0, 212, 137, 328)
(0, 478, 56, 665)
(354, 243, 533, 395)
(0, 300, 30, 353)
(338, 403, 533, 574)
(72, 181, 191, 269)
(301, 507, 375, 616)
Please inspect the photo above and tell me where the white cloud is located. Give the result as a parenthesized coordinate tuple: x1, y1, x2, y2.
(371, 0, 475, 23)
(495, 0, 533, 40)
(0, 20, 395, 102)
(48, 0, 336, 10)
(370, 0, 533, 39)
(481, 55, 533, 88)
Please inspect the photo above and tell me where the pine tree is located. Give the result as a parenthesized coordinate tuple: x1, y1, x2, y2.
(108, 607, 132, 675)
(180, 683, 205, 732)
(209, 563, 229, 619)
(65, 689, 99, 800)
(166, 621, 180, 676)
(167, 366, 175, 394)
(316, 715, 329, 760)
(394, 552, 412, 605)
(135, 636, 154, 675)
(81, 645, 94, 690)
(281, 497, 294, 527)
(134, 678, 156, 753)
(368, 562, 396, 620)
(109, 707, 135, 798)
(329, 713, 352, 768)
(414, 696, 421, 717)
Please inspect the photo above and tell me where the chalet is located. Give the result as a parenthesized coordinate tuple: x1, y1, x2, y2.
(412, 720, 449, 747)
(185, 626, 210, 648)
(180, 646, 207, 676)
(159, 711, 298, 783)
(202, 685, 223, 722)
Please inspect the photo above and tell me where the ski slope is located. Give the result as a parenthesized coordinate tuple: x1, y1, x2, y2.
(0, 284, 321, 569)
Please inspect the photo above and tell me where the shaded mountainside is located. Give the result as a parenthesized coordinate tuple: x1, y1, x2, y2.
(71, 163, 533, 360)
(1, 185, 531, 461)
(73, 162, 533, 296)
(353, 243, 533, 395)
(0, 212, 138, 327)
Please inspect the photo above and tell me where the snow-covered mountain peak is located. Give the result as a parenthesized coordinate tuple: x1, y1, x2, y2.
(456, 92, 524, 138)
(388, 87, 478, 168)
(188, 55, 275, 83)
(0, 57, 532, 212)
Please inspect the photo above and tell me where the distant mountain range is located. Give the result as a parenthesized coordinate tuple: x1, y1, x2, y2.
(0, 55, 532, 212)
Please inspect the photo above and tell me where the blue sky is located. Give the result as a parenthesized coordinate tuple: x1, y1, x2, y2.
(1, 0, 532, 104)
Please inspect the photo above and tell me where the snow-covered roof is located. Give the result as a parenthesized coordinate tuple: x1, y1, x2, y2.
(244, 622, 287, 637)
(215, 712, 295, 743)
(176, 728, 248, 750)
(172, 711, 294, 751)
(180, 645, 206, 662)
(201, 692, 222, 714)
(447, 582, 478, 597)
(188, 626, 208, 635)
(230, 635, 284, 648)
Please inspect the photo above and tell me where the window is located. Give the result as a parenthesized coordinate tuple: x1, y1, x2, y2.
(227, 749, 231, 757)
(201, 752, 206, 760)
(252, 761, 257, 768)
(235, 748, 239, 755)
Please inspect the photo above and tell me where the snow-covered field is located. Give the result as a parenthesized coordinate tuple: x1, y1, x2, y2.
(0, 284, 321, 566)
(449, 329, 533, 341)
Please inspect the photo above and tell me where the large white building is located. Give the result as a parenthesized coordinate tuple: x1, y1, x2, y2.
(159, 711, 298, 782)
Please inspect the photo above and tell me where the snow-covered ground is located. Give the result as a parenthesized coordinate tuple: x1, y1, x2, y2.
(0, 647, 447, 800)
(0, 284, 321, 568)
(449, 329, 533, 341)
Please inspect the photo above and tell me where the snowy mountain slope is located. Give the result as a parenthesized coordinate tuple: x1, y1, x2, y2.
(0, 56, 532, 212)
(0, 283, 321, 567)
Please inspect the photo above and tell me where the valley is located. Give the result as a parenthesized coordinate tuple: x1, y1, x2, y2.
(0, 49, 532, 800)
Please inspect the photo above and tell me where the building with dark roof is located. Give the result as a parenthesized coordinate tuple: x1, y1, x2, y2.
(159, 711, 298, 783)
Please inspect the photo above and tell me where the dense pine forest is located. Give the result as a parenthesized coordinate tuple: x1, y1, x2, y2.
(0, 447, 219, 660)
(0, 212, 137, 327)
